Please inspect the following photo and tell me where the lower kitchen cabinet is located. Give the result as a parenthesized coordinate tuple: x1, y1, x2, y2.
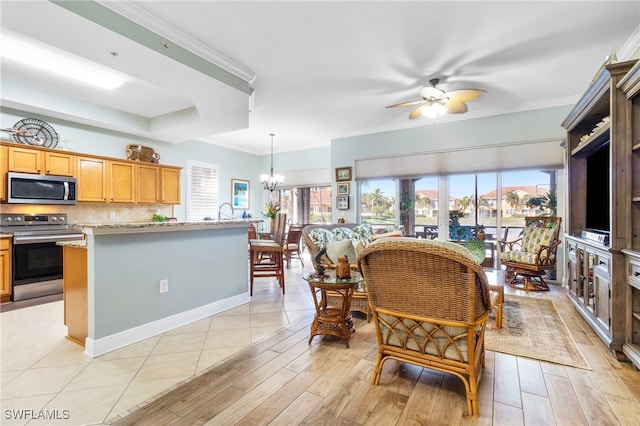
(63, 245, 87, 347)
(0, 237, 11, 303)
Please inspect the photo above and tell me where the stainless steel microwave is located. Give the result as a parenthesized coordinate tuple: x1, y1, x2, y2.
(7, 172, 77, 205)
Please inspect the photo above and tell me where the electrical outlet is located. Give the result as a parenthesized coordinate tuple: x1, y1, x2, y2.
(109, 211, 116, 219)
(159, 279, 169, 293)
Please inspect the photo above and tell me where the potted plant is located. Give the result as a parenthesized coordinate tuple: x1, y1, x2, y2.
(262, 199, 281, 232)
(476, 224, 486, 240)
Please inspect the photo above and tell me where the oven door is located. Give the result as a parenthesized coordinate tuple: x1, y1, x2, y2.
(12, 233, 83, 301)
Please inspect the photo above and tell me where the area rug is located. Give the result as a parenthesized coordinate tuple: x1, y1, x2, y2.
(486, 295, 591, 370)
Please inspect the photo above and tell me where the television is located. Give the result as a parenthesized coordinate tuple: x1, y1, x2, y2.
(585, 142, 610, 235)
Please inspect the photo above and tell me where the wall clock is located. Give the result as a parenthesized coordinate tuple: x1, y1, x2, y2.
(12, 118, 59, 148)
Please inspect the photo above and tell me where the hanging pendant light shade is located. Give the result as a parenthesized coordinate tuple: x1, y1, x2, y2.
(260, 133, 284, 192)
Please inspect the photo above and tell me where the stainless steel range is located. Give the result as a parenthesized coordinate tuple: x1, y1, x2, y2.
(0, 213, 84, 301)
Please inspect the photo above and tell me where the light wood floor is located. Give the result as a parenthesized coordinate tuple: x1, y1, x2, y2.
(109, 275, 640, 425)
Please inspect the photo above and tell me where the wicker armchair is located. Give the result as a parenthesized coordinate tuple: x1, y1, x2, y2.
(358, 237, 492, 417)
(500, 216, 562, 291)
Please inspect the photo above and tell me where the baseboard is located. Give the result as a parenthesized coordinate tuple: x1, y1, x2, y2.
(84, 292, 250, 357)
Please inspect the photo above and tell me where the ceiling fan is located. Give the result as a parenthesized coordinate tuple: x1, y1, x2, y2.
(387, 78, 486, 119)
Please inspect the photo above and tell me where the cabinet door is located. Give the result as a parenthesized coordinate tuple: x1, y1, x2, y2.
(77, 157, 107, 202)
(8, 147, 42, 174)
(109, 161, 136, 203)
(45, 152, 75, 176)
(0, 146, 7, 200)
(161, 168, 181, 204)
(137, 164, 160, 203)
(0, 239, 11, 303)
(567, 242, 579, 298)
(594, 253, 611, 332)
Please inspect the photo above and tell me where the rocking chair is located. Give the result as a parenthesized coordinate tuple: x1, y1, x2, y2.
(500, 216, 562, 291)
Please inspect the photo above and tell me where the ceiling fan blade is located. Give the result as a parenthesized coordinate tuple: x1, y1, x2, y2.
(445, 89, 486, 103)
(409, 105, 427, 120)
(386, 100, 424, 108)
(446, 101, 468, 114)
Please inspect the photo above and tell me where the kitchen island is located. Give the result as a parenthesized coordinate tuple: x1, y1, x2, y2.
(62, 219, 260, 357)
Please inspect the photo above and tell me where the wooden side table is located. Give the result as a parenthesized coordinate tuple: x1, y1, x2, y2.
(304, 271, 362, 348)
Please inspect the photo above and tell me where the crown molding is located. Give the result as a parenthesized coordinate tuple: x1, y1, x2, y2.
(96, 1, 256, 85)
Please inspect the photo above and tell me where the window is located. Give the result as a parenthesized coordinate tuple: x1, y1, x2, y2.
(273, 185, 332, 224)
(186, 160, 218, 221)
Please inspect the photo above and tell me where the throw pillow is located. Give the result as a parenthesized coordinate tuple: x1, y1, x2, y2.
(463, 237, 487, 265)
(326, 239, 358, 264)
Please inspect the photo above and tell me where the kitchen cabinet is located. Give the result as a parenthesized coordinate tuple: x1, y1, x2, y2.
(161, 167, 181, 204)
(137, 164, 161, 203)
(109, 161, 136, 203)
(0, 146, 7, 201)
(8, 146, 41, 174)
(45, 151, 75, 176)
(1, 142, 182, 205)
(63, 245, 87, 347)
(77, 156, 108, 202)
(0, 237, 11, 304)
(7, 146, 75, 176)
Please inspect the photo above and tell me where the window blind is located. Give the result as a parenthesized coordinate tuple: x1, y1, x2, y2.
(355, 139, 564, 180)
(186, 160, 218, 221)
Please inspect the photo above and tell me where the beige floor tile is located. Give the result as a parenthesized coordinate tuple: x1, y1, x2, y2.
(196, 346, 248, 374)
(285, 309, 315, 324)
(31, 340, 92, 368)
(216, 304, 251, 317)
(1, 349, 54, 372)
(203, 328, 251, 349)
(0, 394, 57, 426)
(134, 351, 200, 381)
(164, 317, 212, 335)
(208, 314, 251, 331)
(150, 332, 207, 356)
(96, 335, 161, 361)
(31, 384, 127, 425)
(0, 364, 87, 400)
(250, 311, 291, 327)
(250, 301, 285, 314)
(63, 357, 146, 391)
(107, 375, 189, 420)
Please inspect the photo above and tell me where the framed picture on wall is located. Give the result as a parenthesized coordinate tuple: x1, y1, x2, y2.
(335, 166, 352, 182)
(231, 178, 250, 209)
(337, 182, 349, 195)
(336, 195, 350, 210)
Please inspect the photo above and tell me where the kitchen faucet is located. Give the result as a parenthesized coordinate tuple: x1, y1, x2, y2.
(218, 202, 235, 220)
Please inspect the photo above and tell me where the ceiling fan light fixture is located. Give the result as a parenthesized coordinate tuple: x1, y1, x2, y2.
(419, 86, 445, 99)
(260, 133, 284, 192)
(420, 100, 447, 118)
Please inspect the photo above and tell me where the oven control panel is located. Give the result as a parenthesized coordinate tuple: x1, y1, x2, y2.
(0, 213, 68, 227)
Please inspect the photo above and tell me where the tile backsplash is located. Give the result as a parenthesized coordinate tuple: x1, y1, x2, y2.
(0, 203, 174, 224)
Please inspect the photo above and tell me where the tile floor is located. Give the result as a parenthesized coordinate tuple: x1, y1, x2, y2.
(1, 257, 315, 425)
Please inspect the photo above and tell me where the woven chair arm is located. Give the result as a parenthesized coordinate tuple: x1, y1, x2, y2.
(500, 237, 523, 252)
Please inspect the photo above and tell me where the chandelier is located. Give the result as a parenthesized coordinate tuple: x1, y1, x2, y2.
(260, 133, 284, 192)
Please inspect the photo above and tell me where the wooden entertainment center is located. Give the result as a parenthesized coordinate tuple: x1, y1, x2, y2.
(563, 59, 640, 369)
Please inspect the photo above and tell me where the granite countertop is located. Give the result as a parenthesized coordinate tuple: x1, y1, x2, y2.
(56, 240, 87, 248)
(70, 219, 261, 230)
(69, 219, 263, 235)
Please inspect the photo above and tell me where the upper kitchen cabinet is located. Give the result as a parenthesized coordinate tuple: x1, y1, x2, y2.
(0, 146, 7, 201)
(137, 164, 161, 204)
(7, 146, 75, 176)
(76, 156, 108, 202)
(109, 161, 136, 203)
(161, 167, 181, 204)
